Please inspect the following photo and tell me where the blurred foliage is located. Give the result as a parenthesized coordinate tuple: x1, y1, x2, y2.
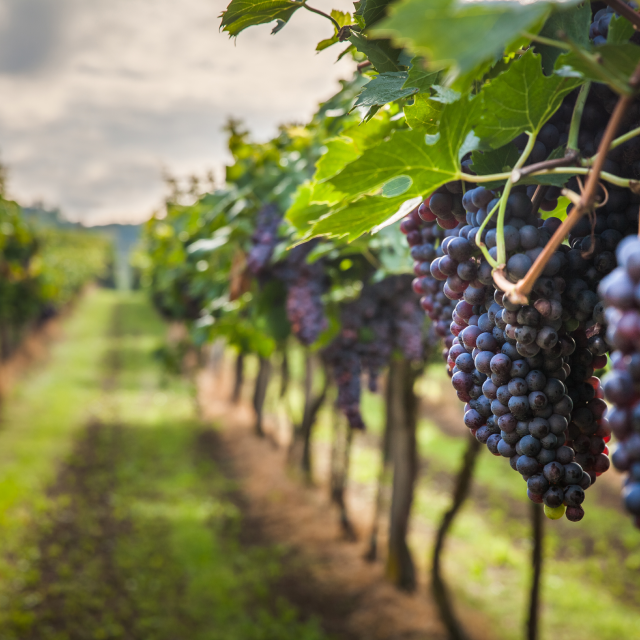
(140, 76, 417, 362)
(0, 194, 113, 358)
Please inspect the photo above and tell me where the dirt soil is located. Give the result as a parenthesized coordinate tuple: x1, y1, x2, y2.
(198, 363, 494, 640)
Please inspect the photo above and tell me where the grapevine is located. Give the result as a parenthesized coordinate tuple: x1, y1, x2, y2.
(138, 0, 640, 637)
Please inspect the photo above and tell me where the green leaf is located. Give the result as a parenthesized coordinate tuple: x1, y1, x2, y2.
(308, 194, 414, 241)
(286, 183, 330, 230)
(535, 1, 591, 74)
(476, 50, 582, 149)
(315, 10, 352, 51)
(220, 0, 302, 37)
(403, 57, 440, 93)
(348, 32, 402, 73)
(315, 139, 361, 181)
(470, 143, 520, 188)
(431, 85, 461, 104)
(354, 0, 393, 28)
(608, 14, 635, 44)
(309, 180, 342, 205)
(353, 71, 418, 115)
(556, 43, 640, 94)
(315, 115, 393, 182)
(337, 43, 356, 61)
(341, 114, 393, 151)
(327, 95, 482, 203)
(403, 94, 442, 133)
(381, 175, 412, 197)
(373, 0, 552, 77)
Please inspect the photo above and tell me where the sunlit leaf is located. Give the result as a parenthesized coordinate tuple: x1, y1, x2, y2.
(476, 50, 582, 149)
(556, 42, 640, 94)
(353, 71, 418, 116)
(327, 96, 481, 203)
(348, 32, 403, 73)
(535, 1, 591, 74)
(220, 0, 302, 36)
(373, 0, 555, 77)
(308, 194, 413, 241)
(403, 94, 442, 133)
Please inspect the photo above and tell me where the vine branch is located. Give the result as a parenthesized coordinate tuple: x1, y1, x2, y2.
(530, 185, 548, 219)
(301, 2, 341, 30)
(603, 0, 640, 30)
(512, 149, 579, 182)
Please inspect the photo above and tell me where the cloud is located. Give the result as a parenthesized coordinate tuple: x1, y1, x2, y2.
(0, 0, 66, 74)
(0, 0, 355, 224)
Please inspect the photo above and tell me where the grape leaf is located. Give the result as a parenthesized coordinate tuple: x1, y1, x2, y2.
(381, 175, 412, 197)
(315, 10, 352, 51)
(315, 115, 392, 181)
(308, 194, 413, 241)
(372, 0, 553, 76)
(353, 71, 418, 117)
(475, 50, 582, 149)
(348, 32, 403, 73)
(608, 14, 635, 44)
(341, 114, 393, 151)
(315, 139, 361, 182)
(220, 0, 302, 36)
(403, 57, 440, 93)
(309, 180, 342, 205)
(535, 1, 591, 74)
(354, 0, 393, 28)
(286, 183, 331, 230)
(403, 94, 442, 133)
(556, 43, 640, 93)
(327, 95, 482, 202)
(470, 143, 520, 188)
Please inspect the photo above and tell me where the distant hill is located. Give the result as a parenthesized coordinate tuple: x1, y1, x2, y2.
(23, 205, 143, 290)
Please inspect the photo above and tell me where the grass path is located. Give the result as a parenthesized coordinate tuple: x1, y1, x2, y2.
(0, 291, 331, 640)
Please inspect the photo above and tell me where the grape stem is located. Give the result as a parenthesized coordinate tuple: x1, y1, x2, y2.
(603, 0, 640, 30)
(496, 132, 536, 267)
(567, 81, 591, 153)
(301, 3, 341, 31)
(530, 185, 548, 219)
(585, 124, 640, 165)
(460, 166, 639, 190)
(474, 199, 501, 269)
(511, 149, 579, 182)
(496, 59, 640, 304)
(521, 32, 570, 50)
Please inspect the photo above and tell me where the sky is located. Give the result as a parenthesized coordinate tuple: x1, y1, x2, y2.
(0, 0, 355, 225)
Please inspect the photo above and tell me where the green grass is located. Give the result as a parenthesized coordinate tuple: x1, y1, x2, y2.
(302, 349, 640, 640)
(0, 291, 331, 640)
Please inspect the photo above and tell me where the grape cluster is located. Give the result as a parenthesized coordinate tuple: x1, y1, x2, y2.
(420, 180, 617, 521)
(324, 275, 428, 429)
(600, 237, 640, 529)
(273, 241, 328, 346)
(590, 2, 640, 46)
(400, 206, 457, 362)
(247, 204, 283, 275)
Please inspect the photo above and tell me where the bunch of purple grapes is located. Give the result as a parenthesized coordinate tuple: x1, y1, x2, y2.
(407, 176, 617, 521)
(600, 237, 640, 529)
(324, 275, 428, 429)
(273, 241, 329, 346)
(247, 204, 283, 275)
(400, 205, 456, 363)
